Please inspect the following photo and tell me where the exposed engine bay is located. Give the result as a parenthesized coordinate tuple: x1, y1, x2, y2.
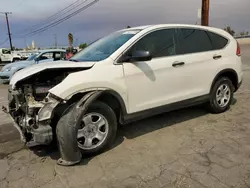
(6, 68, 88, 147)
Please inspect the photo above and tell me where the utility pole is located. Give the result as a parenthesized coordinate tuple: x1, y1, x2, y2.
(201, 0, 209, 26)
(75, 38, 78, 47)
(0, 12, 13, 50)
(54, 34, 57, 48)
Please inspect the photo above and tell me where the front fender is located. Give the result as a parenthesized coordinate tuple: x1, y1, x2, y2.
(10, 66, 26, 78)
(56, 90, 104, 166)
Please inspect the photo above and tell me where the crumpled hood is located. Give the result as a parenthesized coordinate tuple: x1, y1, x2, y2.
(10, 60, 96, 87)
(2, 60, 33, 71)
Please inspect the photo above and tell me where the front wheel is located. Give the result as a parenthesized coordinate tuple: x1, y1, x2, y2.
(77, 101, 117, 156)
(12, 58, 20, 62)
(57, 101, 117, 157)
(207, 77, 234, 114)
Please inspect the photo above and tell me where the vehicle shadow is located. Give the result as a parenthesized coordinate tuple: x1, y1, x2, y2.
(115, 105, 207, 143)
(30, 98, 237, 166)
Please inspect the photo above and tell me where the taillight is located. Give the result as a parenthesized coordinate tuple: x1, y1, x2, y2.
(236, 41, 241, 56)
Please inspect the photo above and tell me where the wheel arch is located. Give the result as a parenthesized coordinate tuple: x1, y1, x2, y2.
(210, 69, 238, 93)
(97, 90, 127, 120)
(10, 67, 24, 78)
(58, 89, 128, 122)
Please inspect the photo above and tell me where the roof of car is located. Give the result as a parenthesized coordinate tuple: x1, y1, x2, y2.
(38, 49, 66, 53)
(124, 24, 222, 32)
(121, 24, 230, 38)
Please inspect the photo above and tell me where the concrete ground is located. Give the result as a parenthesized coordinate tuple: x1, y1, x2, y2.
(1, 45, 250, 188)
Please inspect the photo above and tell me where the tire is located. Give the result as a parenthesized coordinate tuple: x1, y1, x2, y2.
(57, 101, 117, 157)
(207, 77, 234, 114)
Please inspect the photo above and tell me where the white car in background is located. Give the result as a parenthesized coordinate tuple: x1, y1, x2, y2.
(0, 48, 23, 62)
(5, 24, 243, 166)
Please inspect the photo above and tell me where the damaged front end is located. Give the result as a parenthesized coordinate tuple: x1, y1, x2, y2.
(6, 84, 60, 147)
(3, 67, 88, 147)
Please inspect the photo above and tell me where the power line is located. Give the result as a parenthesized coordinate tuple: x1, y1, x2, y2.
(14, 0, 88, 36)
(0, 38, 8, 46)
(18, 0, 99, 37)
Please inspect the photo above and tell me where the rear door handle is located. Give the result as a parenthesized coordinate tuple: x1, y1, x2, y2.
(213, 55, 222, 60)
(172, 61, 185, 67)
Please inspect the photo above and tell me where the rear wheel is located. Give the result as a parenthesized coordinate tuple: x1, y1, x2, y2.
(207, 77, 234, 113)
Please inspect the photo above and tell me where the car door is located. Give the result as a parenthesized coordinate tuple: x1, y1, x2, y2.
(52, 52, 63, 61)
(1, 49, 12, 62)
(122, 28, 191, 114)
(36, 52, 54, 64)
(174, 28, 221, 98)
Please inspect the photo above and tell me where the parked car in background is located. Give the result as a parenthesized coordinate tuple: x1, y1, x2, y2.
(0, 48, 24, 63)
(0, 49, 66, 83)
(5, 24, 243, 166)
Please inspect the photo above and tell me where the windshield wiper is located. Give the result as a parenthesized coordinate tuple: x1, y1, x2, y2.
(68, 59, 79, 62)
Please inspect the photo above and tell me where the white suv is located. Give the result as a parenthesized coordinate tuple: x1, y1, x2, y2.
(6, 24, 243, 165)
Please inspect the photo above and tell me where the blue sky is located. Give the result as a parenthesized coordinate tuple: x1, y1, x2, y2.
(0, 0, 250, 48)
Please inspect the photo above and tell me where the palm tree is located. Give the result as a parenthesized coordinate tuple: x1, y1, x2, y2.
(68, 33, 73, 47)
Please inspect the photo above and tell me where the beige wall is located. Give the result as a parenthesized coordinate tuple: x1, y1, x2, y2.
(237, 38, 250, 45)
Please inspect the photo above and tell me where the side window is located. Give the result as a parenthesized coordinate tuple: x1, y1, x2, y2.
(53, 52, 62, 61)
(176, 28, 213, 55)
(127, 29, 177, 58)
(207, 31, 228, 50)
(2, 49, 11, 54)
(61, 52, 66, 59)
(39, 52, 53, 60)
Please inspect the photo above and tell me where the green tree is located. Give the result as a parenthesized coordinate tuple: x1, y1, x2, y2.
(68, 33, 73, 47)
(240, 31, 249, 36)
(224, 26, 235, 36)
(79, 43, 87, 49)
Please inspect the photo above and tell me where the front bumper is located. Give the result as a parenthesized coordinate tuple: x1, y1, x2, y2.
(5, 87, 55, 147)
(3, 104, 54, 147)
(0, 71, 10, 82)
(2, 106, 26, 143)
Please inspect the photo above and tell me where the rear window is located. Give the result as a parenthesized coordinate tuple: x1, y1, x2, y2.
(208, 31, 228, 50)
(176, 28, 213, 55)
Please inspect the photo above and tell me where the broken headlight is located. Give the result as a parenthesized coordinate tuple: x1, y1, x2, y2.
(38, 94, 61, 121)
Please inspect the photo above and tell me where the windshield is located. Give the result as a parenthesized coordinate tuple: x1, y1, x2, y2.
(70, 30, 141, 62)
(27, 54, 38, 61)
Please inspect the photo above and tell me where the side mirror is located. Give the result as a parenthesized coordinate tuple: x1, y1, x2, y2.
(34, 57, 39, 63)
(131, 50, 152, 62)
(118, 50, 152, 63)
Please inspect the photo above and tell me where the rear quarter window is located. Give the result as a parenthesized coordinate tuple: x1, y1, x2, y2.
(176, 28, 213, 55)
(207, 31, 228, 50)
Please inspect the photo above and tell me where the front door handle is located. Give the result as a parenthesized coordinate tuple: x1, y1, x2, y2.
(172, 61, 185, 67)
(213, 55, 222, 60)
